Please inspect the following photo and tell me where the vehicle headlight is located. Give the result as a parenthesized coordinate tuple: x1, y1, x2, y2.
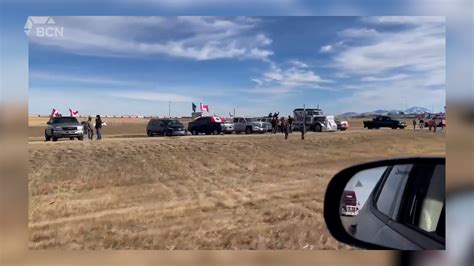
(77, 126, 83, 130)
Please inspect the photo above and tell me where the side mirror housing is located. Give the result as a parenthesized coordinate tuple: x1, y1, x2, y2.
(324, 157, 445, 250)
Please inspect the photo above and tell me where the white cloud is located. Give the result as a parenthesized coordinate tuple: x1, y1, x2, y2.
(249, 60, 331, 94)
(324, 16, 446, 114)
(289, 59, 309, 68)
(361, 16, 445, 26)
(361, 74, 410, 82)
(29, 16, 274, 61)
(319, 45, 333, 53)
(338, 28, 379, 38)
(332, 17, 445, 75)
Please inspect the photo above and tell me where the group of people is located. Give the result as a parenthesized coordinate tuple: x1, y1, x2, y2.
(269, 112, 294, 140)
(412, 117, 443, 132)
(83, 115, 103, 140)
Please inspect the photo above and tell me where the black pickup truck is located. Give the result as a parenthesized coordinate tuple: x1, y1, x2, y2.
(363, 116, 406, 129)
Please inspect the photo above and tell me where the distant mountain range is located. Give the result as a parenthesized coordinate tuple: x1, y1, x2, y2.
(338, 107, 432, 117)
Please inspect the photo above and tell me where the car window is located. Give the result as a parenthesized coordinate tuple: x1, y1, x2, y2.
(418, 165, 445, 233)
(376, 164, 413, 219)
(52, 117, 79, 124)
(239, 118, 245, 123)
(396, 164, 445, 238)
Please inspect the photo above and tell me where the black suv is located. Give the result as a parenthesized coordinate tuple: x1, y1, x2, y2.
(146, 119, 186, 136)
(188, 116, 223, 135)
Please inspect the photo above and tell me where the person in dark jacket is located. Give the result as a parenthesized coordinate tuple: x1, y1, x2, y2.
(271, 116, 277, 134)
(95, 115, 102, 140)
(86, 116, 94, 140)
(288, 115, 294, 133)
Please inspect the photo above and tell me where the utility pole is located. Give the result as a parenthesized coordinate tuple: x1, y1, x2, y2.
(302, 104, 306, 140)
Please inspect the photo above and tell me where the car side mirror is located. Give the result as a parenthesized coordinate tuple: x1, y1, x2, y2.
(324, 157, 445, 250)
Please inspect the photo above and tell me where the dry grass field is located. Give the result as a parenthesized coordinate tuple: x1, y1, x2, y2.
(28, 117, 445, 249)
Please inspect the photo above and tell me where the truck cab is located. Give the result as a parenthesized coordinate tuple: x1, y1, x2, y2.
(292, 108, 337, 132)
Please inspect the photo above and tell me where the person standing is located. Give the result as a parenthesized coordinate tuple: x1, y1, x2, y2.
(271, 116, 277, 134)
(280, 116, 285, 133)
(86, 116, 94, 140)
(412, 119, 417, 130)
(419, 118, 424, 130)
(95, 115, 102, 140)
(288, 115, 294, 133)
(282, 117, 289, 140)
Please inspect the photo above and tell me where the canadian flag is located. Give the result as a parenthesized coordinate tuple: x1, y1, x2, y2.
(69, 108, 79, 117)
(200, 103, 209, 112)
(50, 108, 61, 118)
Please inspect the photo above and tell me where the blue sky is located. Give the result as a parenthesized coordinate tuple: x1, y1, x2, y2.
(4, 0, 470, 118)
(25, 16, 446, 117)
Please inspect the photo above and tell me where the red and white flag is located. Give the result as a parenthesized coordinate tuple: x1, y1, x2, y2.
(50, 108, 61, 118)
(69, 108, 79, 117)
(200, 103, 209, 112)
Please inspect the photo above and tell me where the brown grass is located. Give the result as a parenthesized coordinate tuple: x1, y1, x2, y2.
(28, 118, 445, 249)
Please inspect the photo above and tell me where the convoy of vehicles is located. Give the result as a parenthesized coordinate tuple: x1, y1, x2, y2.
(292, 108, 338, 132)
(45, 116, 84, 141)
(363, 116, 407, 129)
(45, 110, 441, 142)
(147, 119, 187, 136)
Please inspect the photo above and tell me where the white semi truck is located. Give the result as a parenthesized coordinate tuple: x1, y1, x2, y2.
(292, 108, 337, 132)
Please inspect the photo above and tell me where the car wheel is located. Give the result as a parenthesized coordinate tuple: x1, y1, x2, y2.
(314, 124, 322, 132)
(78, 136, 84, 140)
(246, 127, 252, 134)
(52, 137, 58, 142)
(45, 131, 51, 141)
(192, 130, 197, 135)
(70, 137, 74, 140)
(162, 131, 167, 137)
(147, 130, 153, 137)
(212, 129, 218, 135)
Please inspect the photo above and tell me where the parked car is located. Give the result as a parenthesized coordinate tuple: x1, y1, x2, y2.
(222, 119, 235, 134)
(336, 120, 349, 131)
(425, 115, 446, 128)
(147, 119, 186, 136)
(255, 117, 273, 132)
(188, 116, 223, 135)
(363, 116, 406, 129)
(233, 117, 267, 134)
(45, 116, 84, 141)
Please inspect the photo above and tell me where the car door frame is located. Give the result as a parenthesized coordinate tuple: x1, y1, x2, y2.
(367, 163, 445, 249)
